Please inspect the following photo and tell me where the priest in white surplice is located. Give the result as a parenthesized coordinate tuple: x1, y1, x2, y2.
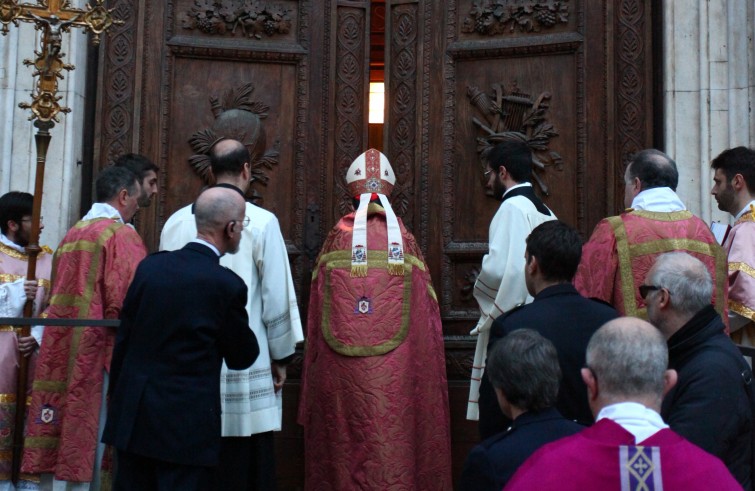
(160, 139, 303, 490)
(468, 140, 556, 420)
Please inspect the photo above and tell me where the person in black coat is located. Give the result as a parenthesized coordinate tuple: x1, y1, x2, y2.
(644, 252, 755, 490)
(103, 187, 260, 491)
(459, 329, 583, 490)
(478, 220, 619, 439)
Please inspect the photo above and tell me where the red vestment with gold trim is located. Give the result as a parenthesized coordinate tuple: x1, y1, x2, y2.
(21, 218, 146, 483)
(298, 206, 452, 491)
(574, 210, 728, 321)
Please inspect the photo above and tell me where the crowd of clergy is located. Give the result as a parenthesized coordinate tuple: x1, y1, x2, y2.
(0, 140, 753, 490)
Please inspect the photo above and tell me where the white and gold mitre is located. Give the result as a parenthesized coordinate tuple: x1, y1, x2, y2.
(346, 148, 396, 197)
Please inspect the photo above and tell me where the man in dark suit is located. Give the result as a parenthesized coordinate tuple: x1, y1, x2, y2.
(478, 220, 619, 439)
(459, 329, 583, 490)
(103, 187, 260, 491)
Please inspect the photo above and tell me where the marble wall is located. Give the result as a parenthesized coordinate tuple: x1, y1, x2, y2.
(0, 21, 88, 249)
(664, 0, 755, 224)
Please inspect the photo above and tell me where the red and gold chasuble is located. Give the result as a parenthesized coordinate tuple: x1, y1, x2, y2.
(724, 207, 755, 345)
(0, 243, 52, 482)
(298, 205, 452, 491)
(575, 210, 728, 321)
(21, 218, 146, 482)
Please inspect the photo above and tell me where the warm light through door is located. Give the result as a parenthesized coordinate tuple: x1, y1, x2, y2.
(369, 82, 385, 124)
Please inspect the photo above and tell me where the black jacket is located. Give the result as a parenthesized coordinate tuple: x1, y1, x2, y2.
(459, 407, 583, 491)
(478, 284, 618, 439)
(662, 305, 754, 490)
(103, 242, 259, 467)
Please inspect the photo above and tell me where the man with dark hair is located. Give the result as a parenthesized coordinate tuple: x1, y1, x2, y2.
(114, 153, 159, 208)
(477, 221, 618, 439)
(574, 149, 728, 321)
(644, 252, 754, 488)
(459, 329, 582, 491)
(711, 146, 755, 345)
(104, 187, 260, 490)
(0, 192, 53, 490)
(468, 139, 556, 421)
(22, 166, 148, 489)
(506, 318, 740, 490)
(160, 139, 302, 491)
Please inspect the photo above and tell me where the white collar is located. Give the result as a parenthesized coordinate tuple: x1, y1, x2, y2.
(502, 182, 532, 199)
(630, 187, 686, 212)
(735, 200, 755, 220)
(81, 202, 124, 223)
(0, 233, 25, 253)
(191, 238, 221, 257)
(597, 402, 668, 442)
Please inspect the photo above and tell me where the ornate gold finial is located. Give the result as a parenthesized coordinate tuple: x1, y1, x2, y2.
(0, 0, 124, 122)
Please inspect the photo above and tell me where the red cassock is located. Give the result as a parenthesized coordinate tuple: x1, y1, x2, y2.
(574, 210, 728, 322)
(298, 205, 452, 491)
(22, 218, 146, 482)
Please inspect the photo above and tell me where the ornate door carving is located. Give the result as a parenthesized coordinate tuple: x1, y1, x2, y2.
(92, 0, 655, 486)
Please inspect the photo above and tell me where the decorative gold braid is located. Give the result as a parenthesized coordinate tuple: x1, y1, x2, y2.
(321, 261, 412, 357)
(729, 262, 755, 279)
(729, 300, 755, 322)
(629, 210, 694, 222)
(607, 216, 637, 317)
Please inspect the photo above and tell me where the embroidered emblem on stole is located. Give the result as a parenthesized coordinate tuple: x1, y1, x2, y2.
(619, 445, 663, 491)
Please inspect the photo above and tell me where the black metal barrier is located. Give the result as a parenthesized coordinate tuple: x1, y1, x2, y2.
(0, 317, 120, 327)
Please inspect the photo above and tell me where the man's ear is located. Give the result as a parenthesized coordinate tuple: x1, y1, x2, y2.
(732, 173, 746, 192)
(118, 187, 130, 205)
(7, 220, 19, 233)
(498, 165, 507, 180)
(658, 288, 672, 310)
(663, 369, 678, 397)
(581, 367, 598, 402)
(526, 254, 538, 275)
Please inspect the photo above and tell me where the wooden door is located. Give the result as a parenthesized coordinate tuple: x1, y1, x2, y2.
(93, 0, 655, 487)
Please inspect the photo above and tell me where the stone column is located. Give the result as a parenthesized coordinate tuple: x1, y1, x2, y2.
(0, 21, 88, 248)
(664, 0, 755, 224)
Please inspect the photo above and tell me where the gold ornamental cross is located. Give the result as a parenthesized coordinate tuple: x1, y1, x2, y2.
(0, 0, 123, 122)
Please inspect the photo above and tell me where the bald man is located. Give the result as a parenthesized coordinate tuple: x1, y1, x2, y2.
(104, 187, 260, 491)
(506, 317, 740, 490)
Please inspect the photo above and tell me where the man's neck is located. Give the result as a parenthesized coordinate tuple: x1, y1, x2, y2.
(216, 176, 248, 194)
(533, 279, 569, 296)
(732, 195, 755, 218)
(660, 310, 695, 339)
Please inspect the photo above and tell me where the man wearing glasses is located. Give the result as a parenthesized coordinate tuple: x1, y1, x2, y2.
(0, 192, 53, 489)
(468, 140, 556, 422)
(160, 138, 303, 491)
(643, 252, 754, 489)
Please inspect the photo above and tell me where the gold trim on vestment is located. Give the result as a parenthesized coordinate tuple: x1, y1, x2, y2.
(0, 242, 52, 260)
(428, 284, 438, 303)
(0, 394, 17, 403)
(313, 250, 425, 280)
(735, 208, 755, 225)
(609, 214, 727, 318)
(0, 274, 51, 288)
(321, 259, 412, 357)
(730, 300, 755, 322)
(730, 262, 755, 279)
(629, 210, 694, 222)
(31, 380, 68, 393)
(0, 326, 22, 333)
(23, 436, 59, 449)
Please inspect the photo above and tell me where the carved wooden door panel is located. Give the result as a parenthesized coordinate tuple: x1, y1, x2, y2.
(380, 0, 656, 481)
(92, 0, 654, 488)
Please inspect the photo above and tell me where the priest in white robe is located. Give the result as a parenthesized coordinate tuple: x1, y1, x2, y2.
(160, 139, 303, 490)
(468, 140, 556, 420)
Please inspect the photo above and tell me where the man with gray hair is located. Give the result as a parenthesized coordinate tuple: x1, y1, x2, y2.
(574, 149, 728, 321)
(459, 329, 582, 491)
(506, 318, 740, 490)
(643, 252, 754, 489)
